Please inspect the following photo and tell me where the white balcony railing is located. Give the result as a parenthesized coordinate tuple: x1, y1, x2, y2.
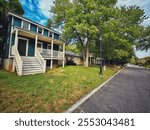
(40, 49, 64, 60)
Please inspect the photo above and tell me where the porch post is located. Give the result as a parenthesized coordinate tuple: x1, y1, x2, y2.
(62, 43, 65, 68)
(12, 29, 18, 72)
(35, 35, 38, 49)
(15, 29, 18, 46)
(50, 40, 54, 69)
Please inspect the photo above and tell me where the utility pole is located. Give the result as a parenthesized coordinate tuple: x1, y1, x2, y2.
(99, 37, 103, 76)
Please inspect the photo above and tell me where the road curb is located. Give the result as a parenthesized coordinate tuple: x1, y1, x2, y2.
(64, 67, 125, 113)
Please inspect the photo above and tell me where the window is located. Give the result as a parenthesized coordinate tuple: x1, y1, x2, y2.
(30, 24, 37, 32)
(13, 17, 21, 27)
(38, 27, 42, 34)
(49, 31, 52, 37)
(54, 33, 60, 40)
(22, 21, 29, 30)
(44, 29, 48, 36)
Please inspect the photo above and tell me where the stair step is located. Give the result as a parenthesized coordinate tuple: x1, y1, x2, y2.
(14, 57, 45, 75)
(22, 71, 44, 75)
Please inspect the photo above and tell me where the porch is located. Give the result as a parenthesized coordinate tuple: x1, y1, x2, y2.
(11, 27, 65, 75)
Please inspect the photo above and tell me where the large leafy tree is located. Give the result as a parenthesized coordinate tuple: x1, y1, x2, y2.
(51, 0, 118, 67)
(51, 0, 146, 66)
(0, 0, 24, 66)
(101, 6, 146, 60)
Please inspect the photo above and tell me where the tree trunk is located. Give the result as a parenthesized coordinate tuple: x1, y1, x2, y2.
(83, 44, 89, 67)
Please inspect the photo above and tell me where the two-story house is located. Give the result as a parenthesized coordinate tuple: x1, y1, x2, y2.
(3, 12, 65, 76)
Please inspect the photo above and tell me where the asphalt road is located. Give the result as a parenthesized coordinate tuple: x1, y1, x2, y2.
(77, 67, 150, 113)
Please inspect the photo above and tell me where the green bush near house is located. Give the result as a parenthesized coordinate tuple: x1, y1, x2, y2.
(0, 66, 119, 112)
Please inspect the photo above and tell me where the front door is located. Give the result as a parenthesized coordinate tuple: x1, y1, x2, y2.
(18, 38, 28, 56)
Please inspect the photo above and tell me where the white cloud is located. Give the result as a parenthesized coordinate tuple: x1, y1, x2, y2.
(39, 19, 47, 25)
(117, 0, 149, 7)
(39, 0, 54, 18)
(135, 50, 150, 58)
(142, 17, 150, 26)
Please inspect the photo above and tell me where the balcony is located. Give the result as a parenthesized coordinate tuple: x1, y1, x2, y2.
(39, 49, 64, 60)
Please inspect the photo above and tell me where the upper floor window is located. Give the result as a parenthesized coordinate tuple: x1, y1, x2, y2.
(49, 31, 52, 37)
(54, 33, 60, 40)
(30, 24, 37, 33)
(22, 21, 29, 30)
(38, 27, 42, 34)
(44, 29, 48, 36)
(13, 17, 21, 27)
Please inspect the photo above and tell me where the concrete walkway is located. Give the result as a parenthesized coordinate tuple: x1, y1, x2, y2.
(76, 67, 150, 113)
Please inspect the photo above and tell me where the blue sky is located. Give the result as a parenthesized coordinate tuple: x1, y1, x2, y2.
(19, 0, 150, 58)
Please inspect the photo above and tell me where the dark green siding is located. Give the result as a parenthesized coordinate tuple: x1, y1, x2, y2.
(13, 17, 21, 27)
(28, 39, 35, 56)
(30, 24, 37, 33)
(44, 29, 48, 36)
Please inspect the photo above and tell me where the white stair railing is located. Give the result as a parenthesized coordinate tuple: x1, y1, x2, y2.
(35, 48, 46, 73)
(12, 45, 22, 76)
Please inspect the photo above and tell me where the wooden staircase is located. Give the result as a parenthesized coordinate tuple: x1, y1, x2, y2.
(21, 57, 44, 75)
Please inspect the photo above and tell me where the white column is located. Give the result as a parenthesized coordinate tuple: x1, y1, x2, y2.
(15, 29, 18, 46)
(12, 29, 18, 72)
(35, 35, 38, 48)
(50, 40, 54, 69)
(62, 43, 65, 68)
(35, 35, 38, 56)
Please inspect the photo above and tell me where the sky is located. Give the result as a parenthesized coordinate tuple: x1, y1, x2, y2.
(19, 0, 150, 58)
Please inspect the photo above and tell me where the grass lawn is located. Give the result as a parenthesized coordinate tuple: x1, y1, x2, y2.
(0, 66, 119, 112)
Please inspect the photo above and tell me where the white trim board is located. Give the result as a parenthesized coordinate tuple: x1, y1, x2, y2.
(8, 12, 61, 35)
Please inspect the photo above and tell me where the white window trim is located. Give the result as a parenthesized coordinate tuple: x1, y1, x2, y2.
(37, 42, 43, 53)
(22, 20, 29, 30)
(37, 27, 43, 34)
(18, 37, 29, 56)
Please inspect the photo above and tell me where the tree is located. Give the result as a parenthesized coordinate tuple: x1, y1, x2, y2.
(51, 0, 118, 67)
(46, 18, 53, 29)
(136, 26, 150, 51)
(51, 0, 146, 67)
(0, 0, 24, 66)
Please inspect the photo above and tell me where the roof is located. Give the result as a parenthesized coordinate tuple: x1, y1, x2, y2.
(65, 51, 83, 57)
(8, 12, 61, 35)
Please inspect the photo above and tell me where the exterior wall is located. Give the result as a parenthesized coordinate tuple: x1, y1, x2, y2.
(3, 58, 13, 71)
(73, 57, 83, 65)
(65, 56, 83, 65)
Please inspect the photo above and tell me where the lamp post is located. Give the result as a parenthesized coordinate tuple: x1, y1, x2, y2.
(99, 37, 103, 76)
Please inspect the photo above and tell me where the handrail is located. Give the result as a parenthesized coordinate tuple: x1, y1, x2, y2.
(41, 49, 63, 59)
(12, 45, 22, 76)
(35, 48, 46, 73)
